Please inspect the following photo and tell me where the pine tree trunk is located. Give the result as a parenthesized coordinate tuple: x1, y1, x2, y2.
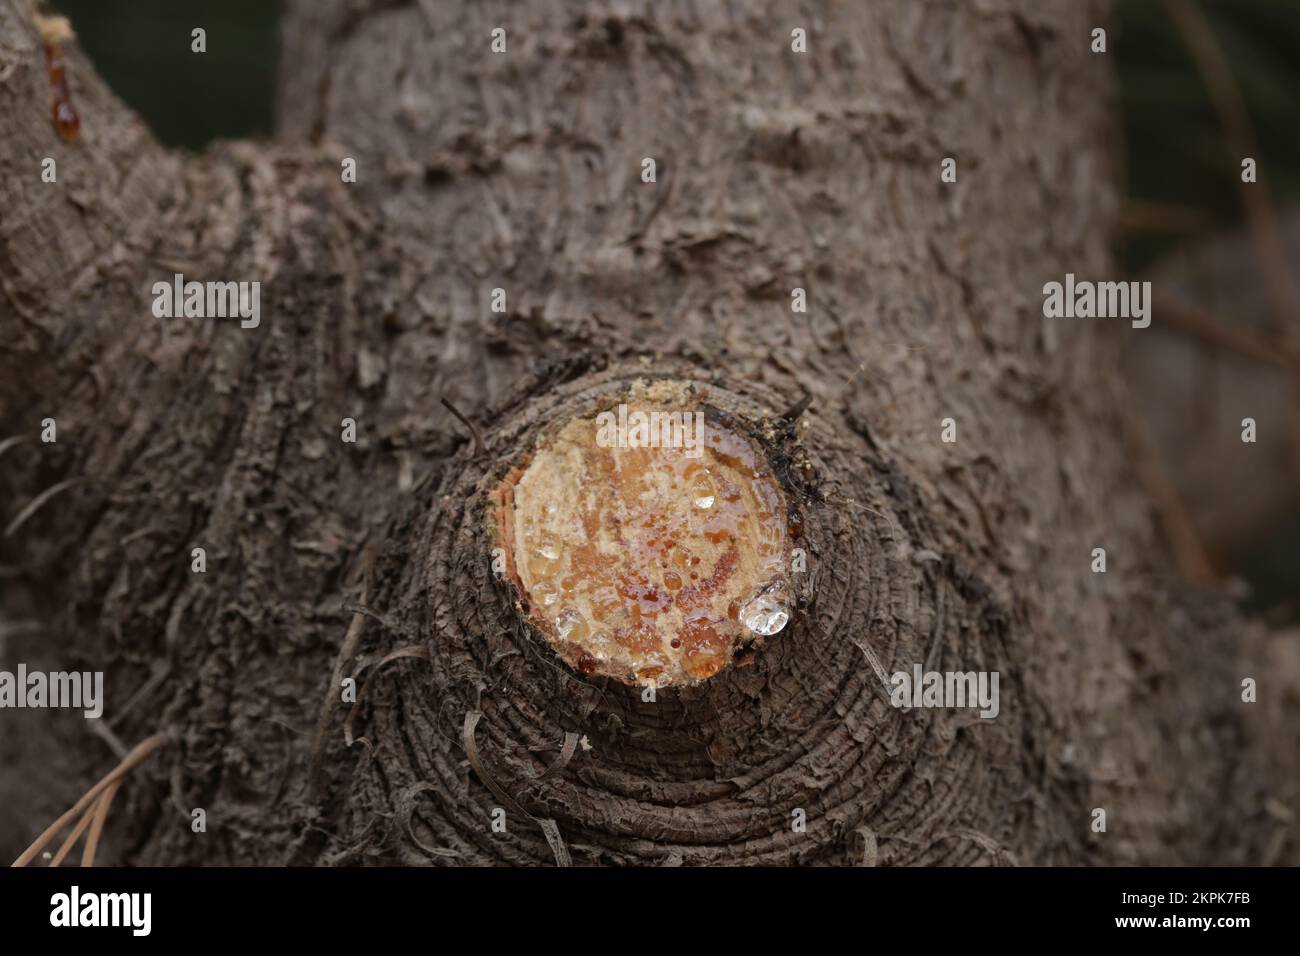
(1, 0, 1295, 866)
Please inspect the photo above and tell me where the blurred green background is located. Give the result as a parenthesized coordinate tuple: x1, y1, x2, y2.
(53, 0, 1298, 612)
(1117, 0, 1300, 273)
(56, 0, 281, 149)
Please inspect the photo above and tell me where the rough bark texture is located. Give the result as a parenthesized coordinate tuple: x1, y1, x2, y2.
(1, 0, 1296, 866)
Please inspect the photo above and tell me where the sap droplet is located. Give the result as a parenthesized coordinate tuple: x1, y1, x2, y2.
(691, 470, 716, 509)
(555, 607, 589, 643)
(740, 591, 789, 636)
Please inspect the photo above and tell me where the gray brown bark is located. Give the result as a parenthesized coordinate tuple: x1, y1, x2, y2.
(1, 0, 1296, 866)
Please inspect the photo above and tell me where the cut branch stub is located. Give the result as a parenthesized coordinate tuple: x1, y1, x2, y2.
(493, 381, 799, 686)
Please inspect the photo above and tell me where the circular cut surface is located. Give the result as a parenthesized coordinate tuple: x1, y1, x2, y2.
(497, 392, 793, 686)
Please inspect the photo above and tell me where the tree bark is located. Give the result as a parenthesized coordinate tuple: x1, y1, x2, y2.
(1, 0, 1296, 866)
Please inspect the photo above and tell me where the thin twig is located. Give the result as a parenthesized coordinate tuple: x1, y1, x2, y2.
(1165, 0, 1299, 329)
(48, 803, 97, 867)
(780, 390, 814, 422)
(90, 719, 131, 760)
(462, 710, 571, 867)
(343, 645, 431, 747)
(1165, 0, 1300, 477)
(0, 435, 29, 462)
(1119, 198, 1212, 235)
(308, 545, 377, 792)
(1153, 291, 1300, 369)
(440, 396, 484, 456)
(11, 732, 168, 867)
(1120, 409, 1218, 584)
(81, 779, 123, 867)
(4, 477, 84, 537)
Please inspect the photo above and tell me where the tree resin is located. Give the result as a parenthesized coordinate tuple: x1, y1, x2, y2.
(36, 14, 79, 142)
(494, 382, 798, 687)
